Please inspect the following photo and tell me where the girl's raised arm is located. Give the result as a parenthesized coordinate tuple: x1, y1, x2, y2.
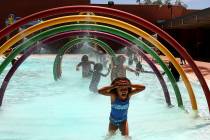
(98, 85, 115, 96)
(129, 84, 145, 97)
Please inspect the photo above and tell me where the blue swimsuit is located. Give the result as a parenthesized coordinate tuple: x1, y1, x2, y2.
(110, 97, 129, 126)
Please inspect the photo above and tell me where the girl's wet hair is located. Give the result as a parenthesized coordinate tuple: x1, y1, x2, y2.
(111, 77, 131, 85)
(81, 55, 88, 62)
(110, 77, 132, 94)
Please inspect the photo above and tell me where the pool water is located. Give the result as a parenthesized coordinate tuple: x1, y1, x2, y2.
(0, 55, 209, 140)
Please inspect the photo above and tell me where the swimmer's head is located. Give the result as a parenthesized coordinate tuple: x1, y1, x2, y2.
(81, 55, 88, 62)
(94, 63, 103, 71)
(117, 55, 126, 64)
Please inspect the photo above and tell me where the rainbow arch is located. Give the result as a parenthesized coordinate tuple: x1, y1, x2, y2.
(0, 31, 171, 107)
(0, 16, 196, 110)
(0, 6, 209, 114)
(0, 6, 208, 99)
(0, 24, 184, 108)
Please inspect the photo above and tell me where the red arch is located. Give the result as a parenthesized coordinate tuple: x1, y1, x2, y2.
(0, 5, 209, 111)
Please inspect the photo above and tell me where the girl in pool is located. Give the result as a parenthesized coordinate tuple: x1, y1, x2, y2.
(98, 77, 145, 139)
(89, 63, 111, 93)
(110, 55, 139, 82)
(76, 55, 95, 78)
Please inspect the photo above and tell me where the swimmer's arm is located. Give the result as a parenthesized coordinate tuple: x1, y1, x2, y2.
(98, 86, 115, 96)
(126, 66, 139, 76)
(129, 84, 145, 97)
(100, 73, 108, 77)
(76, 62, 82, 70)
(77, 62, 82, 67)
(100, 67, 111, 77)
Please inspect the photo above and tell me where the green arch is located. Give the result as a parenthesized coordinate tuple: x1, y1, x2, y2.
(53, 37, 116, 80)
(0, 24, 183, 107)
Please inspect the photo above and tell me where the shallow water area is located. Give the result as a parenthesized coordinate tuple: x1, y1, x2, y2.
(0, 55, 209, 140)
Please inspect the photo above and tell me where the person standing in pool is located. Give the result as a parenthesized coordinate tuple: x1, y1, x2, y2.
(135, 60, 144, 73)
(76, 55, 95, 78)
(179, 55, 186, 65)
(89, 63, 111, 93)
(168, 62, 180, 82)
(126, 47, 134, 66)
(98, 77, 145, 138)
(110, 55, 139, 82)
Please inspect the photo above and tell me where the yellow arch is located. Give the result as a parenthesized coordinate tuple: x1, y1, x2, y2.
(0, 15, 197, 111)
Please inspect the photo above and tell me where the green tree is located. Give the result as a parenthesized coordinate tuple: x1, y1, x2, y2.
(136, 0, 141, 4)
(153, 0, 163, 5)
(143, 0, 152, 4)
(175, 0, 188, 8)
(175, 0, 181, 5)
(164, 0, 171, 5)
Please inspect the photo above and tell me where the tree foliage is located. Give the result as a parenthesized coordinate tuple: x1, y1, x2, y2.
(164, 0, 171, 5)
(153, 0, 163, 5)
(136, 0, 141, 4)
(143, 0, 152, 4)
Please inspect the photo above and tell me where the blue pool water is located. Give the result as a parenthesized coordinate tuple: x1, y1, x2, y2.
(0, 55, 209, 140)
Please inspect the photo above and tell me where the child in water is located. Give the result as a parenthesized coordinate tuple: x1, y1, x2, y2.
(110, 55, 139, 81)
(98, 77, 145, 139)
(136, 60, 144, 73)
(76, 55, 95, 78)
(89, 63, 110, 93)
(126, 47, 134, 66)
(168, 62, 180, 82)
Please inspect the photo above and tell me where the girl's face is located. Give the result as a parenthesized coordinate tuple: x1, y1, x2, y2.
(116, 86, 129, 100)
